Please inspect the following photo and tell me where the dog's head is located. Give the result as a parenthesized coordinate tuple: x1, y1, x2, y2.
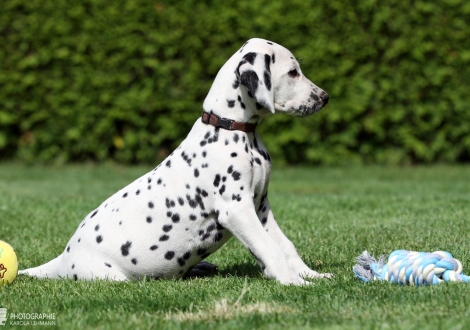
(235, 38, 328, 118)
(204, 38, 328, 121)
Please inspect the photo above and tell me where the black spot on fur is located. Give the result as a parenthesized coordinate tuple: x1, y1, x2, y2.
(166, 160, 171, 167)
(95, 224, 100, 231)
(159, 235, 170, 241)
(105, 263, 111, 267)
(227, 100, 235, 108)
(195, 194, 205, 210)
(136, 189, 140, 195)
(71, 264, 75, 269)
(183, 251, 192, 260)
(231, 152, 237, 157)
(165, 251, 175, 260)
(157, 178, 162, 185)
(96, 235, 103, 243)
(232, 171, 241, 181)
(202, 151, 207, 157)
(194, 168, 199, 177)
(121, 241, 132, 256)
(197, 248, 207, 255)
(90, 210, 98, 218)
(73, 274, 78, 281)
(131, 258, 137, 265)
(171, 213, 180, 223)
(255, 158, 261, 165)
(256, 102, 263, 110)
(207, 223, 216, 232)
(122, 192, 128, 198)
(67, 246, 70, 252)
(272, 53, 276, 63)
(162, 224, 173, 233)
(148, 201, 154, 208)
(219, 185, 226, 195)
(181, 151, 192, 166)
(233, 133, 239, 143)
(214, 232, 224, 242)
(166, 198, 175, 208)
(267, 42, 273, 45)
(177, 258, 186, 267)
(187, 195, 198, 208)
(190, 214, 197, 221)
(213, 174, 221, 187)
(146, 216, 152, 223)
(150, 245, 158, 251)
(227, 165, 233, 173)
(261, 217, 268, 225)
(232, 194, 242, 202)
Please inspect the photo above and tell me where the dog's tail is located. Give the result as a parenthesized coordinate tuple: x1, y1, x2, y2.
(18, 254, 63, 279)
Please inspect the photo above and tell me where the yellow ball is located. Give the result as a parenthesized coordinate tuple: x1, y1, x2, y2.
(0, 240, 18, 286)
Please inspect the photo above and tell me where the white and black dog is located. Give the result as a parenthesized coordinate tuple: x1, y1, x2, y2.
(20, 38, 330, 285)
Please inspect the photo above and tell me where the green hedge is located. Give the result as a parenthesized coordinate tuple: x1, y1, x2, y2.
(1, 0, 470, 164)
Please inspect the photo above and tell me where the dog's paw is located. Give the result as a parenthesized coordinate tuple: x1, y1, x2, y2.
(314, 272, 333, 279)
(184, 261, 218, 278)
(277, 273, 312, 286)
(300, 270, 333, 281)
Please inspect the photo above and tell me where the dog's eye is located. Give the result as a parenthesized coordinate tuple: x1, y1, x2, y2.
(288, 69, 299, 77)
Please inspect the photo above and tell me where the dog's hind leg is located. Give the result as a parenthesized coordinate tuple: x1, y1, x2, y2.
(18, 254, 63, 279)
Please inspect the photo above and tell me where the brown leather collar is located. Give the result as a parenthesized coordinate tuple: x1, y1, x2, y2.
(201, 111, 257, 132)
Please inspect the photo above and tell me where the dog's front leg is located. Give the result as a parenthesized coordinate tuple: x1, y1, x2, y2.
(217, 199, 308, 285)
(257, 198, 332, 281)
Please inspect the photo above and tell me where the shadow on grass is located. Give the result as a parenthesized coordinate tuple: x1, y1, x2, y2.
(184, 261, 261, 280)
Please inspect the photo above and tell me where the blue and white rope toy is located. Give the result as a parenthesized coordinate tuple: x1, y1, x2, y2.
(353, 250, 469, 285)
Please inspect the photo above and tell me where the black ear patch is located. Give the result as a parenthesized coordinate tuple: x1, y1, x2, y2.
(240, 70, 259, 96)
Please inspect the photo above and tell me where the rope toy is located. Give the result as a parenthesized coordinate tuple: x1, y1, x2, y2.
(353, 250, 469, 285)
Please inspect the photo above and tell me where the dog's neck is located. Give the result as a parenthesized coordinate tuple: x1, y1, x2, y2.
(203, 54, 270, 124)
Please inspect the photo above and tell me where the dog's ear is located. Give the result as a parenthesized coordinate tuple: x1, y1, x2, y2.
(236, 52, 274, 113)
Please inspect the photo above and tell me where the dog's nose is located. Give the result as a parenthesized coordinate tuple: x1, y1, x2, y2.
(321, 93, 329, 105)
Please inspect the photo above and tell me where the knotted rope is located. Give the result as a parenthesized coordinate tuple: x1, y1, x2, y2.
(353, 250, 469, 285)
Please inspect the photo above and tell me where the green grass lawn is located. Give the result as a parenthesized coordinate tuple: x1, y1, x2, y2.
(1, 163, 470, 329)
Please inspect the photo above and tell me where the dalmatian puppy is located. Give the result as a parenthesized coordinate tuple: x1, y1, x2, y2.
(20, 38, 330, 285)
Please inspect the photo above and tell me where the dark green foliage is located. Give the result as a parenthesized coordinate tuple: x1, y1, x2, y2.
(1, 0, 469, 164)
